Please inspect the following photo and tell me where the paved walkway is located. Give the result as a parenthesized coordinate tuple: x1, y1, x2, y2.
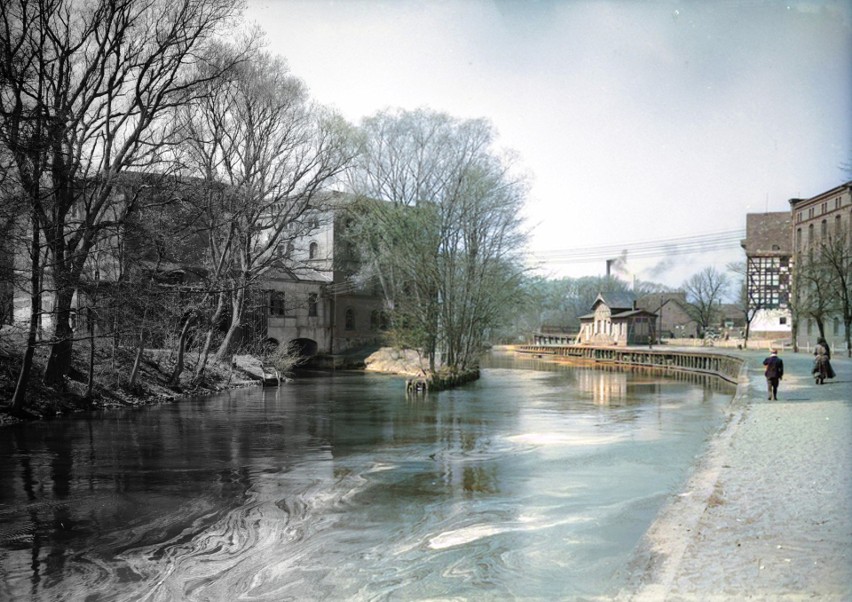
(622, 349, 852, 601)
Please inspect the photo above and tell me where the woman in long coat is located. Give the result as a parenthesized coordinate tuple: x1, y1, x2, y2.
(813, 338, 835, 385)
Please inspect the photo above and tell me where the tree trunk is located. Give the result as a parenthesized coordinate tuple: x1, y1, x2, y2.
(43, 287, 76, 387)
(169, 314, 195, 386)
(129, 341, 144, 389)
(791, 315, 799, 353)
(86, 308, 96, 398)
(214, 287, 245, 364)
(11, 211, 43, 414)
(193, 291, 227, 383)
(815, 316, 826, 341)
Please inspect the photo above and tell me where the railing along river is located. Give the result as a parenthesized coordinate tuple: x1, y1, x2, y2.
(514, 344, 744, 384)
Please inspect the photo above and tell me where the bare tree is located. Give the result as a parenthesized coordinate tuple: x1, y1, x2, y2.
(726, 260, 760, 347)
(795, 247, 839, 344)
(681, 266, 730, 338)
(0, 0, 244, 406)
(814, 226, 851, 356)
(178, 46, 355, 382)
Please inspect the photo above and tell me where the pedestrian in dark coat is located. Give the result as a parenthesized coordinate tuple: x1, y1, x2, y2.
(813, 338, 835, 385)
(763, 349, 784, 401)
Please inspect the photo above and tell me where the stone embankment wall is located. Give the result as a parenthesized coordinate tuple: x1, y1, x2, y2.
(515, 344, 744, 384)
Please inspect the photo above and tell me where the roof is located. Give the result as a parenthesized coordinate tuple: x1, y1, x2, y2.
(741, 212, 792, 256)
(789, 180, 852, 209)
(591, 292, 636, 312)
(613, 309, 658, 319)
(579, 307, 658, 322)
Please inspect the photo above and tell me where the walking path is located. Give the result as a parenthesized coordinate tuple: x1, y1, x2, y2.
(622, 349, 852, 600)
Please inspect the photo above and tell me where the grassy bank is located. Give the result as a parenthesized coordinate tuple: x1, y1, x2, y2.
(0, 325, 257, 426)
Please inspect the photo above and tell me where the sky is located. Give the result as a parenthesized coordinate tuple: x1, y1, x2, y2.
(244, 0, 852, 289)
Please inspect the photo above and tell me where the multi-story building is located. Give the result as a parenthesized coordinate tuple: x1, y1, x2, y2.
(260, 192, 387, 357)
(789, 181, 852, 351)
(740, 212, 793, 340)
(8, 182, 386, 361)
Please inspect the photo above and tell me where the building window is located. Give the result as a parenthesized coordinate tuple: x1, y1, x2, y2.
(806, 318, 812, 336)
(308, 293, 318, 317)
(796, 228, 802, 251)
(808, 224, 814, 246)
(836, 215, 842, 238)
(821, 219, 827, 239)
(309, 242, 318, 259)
(779, 316, 787, 325)
(834, 317, 841, 336)
(344, 308, 355, 330)
(270, 291, 286, 316)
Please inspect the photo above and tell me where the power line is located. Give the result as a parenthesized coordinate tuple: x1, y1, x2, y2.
(527, 229, 745, 265)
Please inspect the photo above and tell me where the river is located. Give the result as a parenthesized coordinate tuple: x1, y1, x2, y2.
(0, 349, 735, 601)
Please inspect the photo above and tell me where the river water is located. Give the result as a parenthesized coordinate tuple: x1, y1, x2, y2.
(0, 350, 735, 601)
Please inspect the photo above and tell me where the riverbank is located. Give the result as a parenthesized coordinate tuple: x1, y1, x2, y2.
(0, 326, 260, 426)
(621, 349, 852, 600)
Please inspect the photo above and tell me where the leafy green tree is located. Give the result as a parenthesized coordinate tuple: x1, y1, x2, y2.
(345, 109, 528, 372)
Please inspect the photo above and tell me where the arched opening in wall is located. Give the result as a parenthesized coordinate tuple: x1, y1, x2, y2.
(262, 338, 280, 355)
(288, 338, 318, 359)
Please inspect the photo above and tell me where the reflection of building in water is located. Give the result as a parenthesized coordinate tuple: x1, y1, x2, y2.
(576, 368, 629, 405)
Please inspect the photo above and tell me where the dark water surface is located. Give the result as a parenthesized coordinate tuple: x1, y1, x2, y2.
(0, 351, 735, 601)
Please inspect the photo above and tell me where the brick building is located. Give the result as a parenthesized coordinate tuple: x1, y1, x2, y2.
(790, 181, 852, 351)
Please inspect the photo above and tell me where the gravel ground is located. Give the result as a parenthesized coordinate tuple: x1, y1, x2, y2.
(621, 349, 852, 601)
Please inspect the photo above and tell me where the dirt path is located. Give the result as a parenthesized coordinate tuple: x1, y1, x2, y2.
(623, 350, 852, 600)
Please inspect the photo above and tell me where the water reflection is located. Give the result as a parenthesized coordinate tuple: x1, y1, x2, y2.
(1, 352, 735, 600)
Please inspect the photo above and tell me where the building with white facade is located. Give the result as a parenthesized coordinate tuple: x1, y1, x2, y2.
(740, 212, 793, 340)
(577, 292, 657, 346)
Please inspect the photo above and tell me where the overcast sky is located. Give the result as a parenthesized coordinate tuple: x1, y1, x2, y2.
(245, 0, 851, 288)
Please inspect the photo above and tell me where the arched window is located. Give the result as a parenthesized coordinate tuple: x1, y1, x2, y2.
(308, 293, 318, 317)
(309, 242, 318, 259)
(344, 308, 355, 331)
